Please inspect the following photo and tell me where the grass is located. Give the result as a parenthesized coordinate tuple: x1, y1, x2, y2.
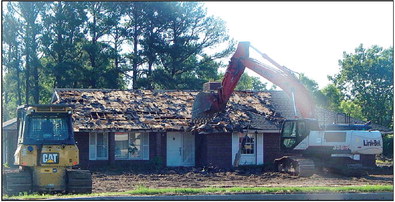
(2, 185, 393, 200)
(376, 159, 393, 165)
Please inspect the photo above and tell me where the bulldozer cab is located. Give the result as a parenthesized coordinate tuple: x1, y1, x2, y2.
(280, 119, 320, 151)
(17, 104, 75, 145)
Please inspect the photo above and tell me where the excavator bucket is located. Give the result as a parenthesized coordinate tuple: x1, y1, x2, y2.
(191, 42, 250, 122)
(191, 91, 221, 122)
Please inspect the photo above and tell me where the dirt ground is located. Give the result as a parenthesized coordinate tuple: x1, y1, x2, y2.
(91, 167, 393, 193)
(2, 166, 392, 194)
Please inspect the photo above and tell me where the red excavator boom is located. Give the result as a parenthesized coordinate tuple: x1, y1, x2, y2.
(191, 42, 315, 121)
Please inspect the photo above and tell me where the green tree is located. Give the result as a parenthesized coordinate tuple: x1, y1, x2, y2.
(18, 2, 45, 104)
(123, 2, 147, 89)
(2, 2, 234, 119)
(297, 73, 326, 107)
(138, 2, 168, 89)
(41, 2, 87, 89)
(2, 3, 24, 120)
(339, 100, 365, 121)
(3, 2, 45, 119)
(235, 74, 267, 91)
(150, 2, 233, 89)
(320, 84, 343, 111)
(332, 44, 393, 127)
(82, 2, 123, 89)
(105, 2, 128, 89)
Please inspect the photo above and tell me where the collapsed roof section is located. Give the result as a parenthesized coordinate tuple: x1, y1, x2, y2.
(52, 89, 284, 133)
(191, 91, 283, 134)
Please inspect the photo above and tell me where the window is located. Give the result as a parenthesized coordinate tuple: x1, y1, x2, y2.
(27, 117, 69, 141)
(115, 132, 149, 160)
(282, 121, 297, 137)
(89, 132, 108, 160)
(283, 139, 296, 148)
(23, 114, 74, 145)
(297, 121, 308, 138)
(281, 121, 298, 149)
(239, 133, 255, 155)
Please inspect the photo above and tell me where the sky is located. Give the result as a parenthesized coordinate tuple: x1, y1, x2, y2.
(204, 2, 393, 89)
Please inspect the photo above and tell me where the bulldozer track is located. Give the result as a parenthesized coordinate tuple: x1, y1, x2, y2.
(66, 169, 92, 194)
(4, 171, 33, 195)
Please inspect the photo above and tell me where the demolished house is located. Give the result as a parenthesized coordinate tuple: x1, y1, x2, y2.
(49, 88, 390, 169)
(51, 88, 281, 168)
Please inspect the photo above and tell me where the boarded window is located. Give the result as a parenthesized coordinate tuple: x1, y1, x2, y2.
(324, 132, 346, 142)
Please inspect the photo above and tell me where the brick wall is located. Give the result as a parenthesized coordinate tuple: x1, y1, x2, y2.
(75, 132, 167, 169)
(263, 132, 283, 166)
(197, 133, 232, 168)
(195, 133, 206, 167)
(75, 132, 91, 168)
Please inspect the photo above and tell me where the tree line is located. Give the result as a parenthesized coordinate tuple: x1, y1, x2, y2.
(2, 2, 393, 130)
(2, 2, 247, 120)
(299, 44, 393, 128)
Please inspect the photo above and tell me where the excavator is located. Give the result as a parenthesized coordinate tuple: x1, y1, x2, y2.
(4, 104, 92, 195)
(192, 42, 383, 177)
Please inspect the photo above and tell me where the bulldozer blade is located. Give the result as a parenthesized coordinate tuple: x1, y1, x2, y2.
(191, 91, 221, 122)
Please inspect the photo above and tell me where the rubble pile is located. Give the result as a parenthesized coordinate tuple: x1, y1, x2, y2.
(53, 89, 198, 131)
(192, 91, 284, 134)
(53, 89, 284, 133)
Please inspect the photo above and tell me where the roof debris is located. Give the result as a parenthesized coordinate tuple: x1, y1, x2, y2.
(52, 89, 283, 133)
(52, 88, 390, 134)
(191, 91, 283, 134)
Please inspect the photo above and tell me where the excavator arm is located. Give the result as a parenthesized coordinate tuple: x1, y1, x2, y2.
(241, 57, 315, 118)
(192, 41, 315, 121)
(191, 42, 250, 121)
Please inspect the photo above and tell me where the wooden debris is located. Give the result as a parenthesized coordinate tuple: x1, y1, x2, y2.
(53, 89, 284, 133)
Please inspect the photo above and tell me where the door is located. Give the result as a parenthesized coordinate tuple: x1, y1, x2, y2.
(167, 132, 195, 166)
(239, 133, 256, 165)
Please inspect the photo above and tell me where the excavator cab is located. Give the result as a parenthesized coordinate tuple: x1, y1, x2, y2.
(280, 119, 320, 151)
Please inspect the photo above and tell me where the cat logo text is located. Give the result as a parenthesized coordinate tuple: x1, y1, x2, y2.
(41, 153, 59, 164)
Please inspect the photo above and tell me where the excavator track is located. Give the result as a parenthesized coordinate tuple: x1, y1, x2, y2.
(327, 163, 368, 177)
(275, 156, 315, 177)
(4, 171, 33, 195)
(66, 169, 92, 194)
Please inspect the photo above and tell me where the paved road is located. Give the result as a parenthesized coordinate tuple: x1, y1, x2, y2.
(51, 192, 393, 200)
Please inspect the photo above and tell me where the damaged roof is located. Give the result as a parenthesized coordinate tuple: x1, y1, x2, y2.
(52, 89, 197, 132)
(51, 88, 391, 133)
(52, 89, 282, 133)
(191, 91, 283, 134)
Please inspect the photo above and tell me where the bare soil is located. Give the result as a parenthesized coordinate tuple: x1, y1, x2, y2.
(3, 166, 392, 194)
(91, 167, 393, 193)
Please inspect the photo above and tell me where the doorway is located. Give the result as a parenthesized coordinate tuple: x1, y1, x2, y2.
(166, 132, 195, 166)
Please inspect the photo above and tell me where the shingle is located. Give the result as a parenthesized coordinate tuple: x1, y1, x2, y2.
(52, 88, 390, 133)
(52, 89, 284, 133)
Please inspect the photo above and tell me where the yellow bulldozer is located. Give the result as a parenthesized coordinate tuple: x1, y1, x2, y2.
(4, 104, 92, 195)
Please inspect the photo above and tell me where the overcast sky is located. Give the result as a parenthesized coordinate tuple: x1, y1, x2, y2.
(204, 2, 393, 89)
